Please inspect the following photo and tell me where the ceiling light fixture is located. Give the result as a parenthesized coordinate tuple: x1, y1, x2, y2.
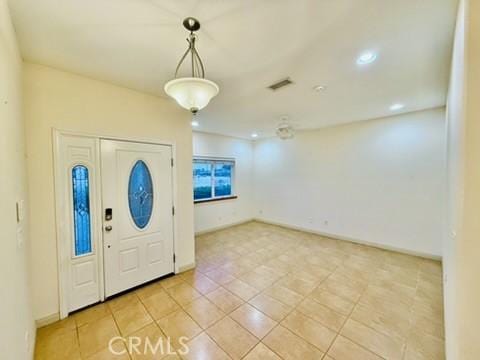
(251, 133, 258, 138)
(356, 51, 377, 65)
(164, 17, 219, 114)
(191, 120, 199, 127)
(313, 85, 327, 92)
(276, 122, 295, 140)
(390, 103, 405, 111)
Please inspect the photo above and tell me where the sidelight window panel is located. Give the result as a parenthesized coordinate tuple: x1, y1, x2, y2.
(72, 165, 92, 256)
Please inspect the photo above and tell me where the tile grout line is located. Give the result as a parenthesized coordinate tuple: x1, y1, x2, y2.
(105, 302, 131, 360)
(169, 282, 243, 359)
(242, 264, 338, 359)
(135, 280, 197, 358)
(400, 266, 421, 360)
(210, 254, 323, 359)
(326, 257, 414, 360)
(43, 223, 442, 360)
(327, 254, 412, 359)
(140, 279, 237, 358)
(200, 224, 443, 358)
(317, 259, 370, 360)
(198, 236, 433, 359)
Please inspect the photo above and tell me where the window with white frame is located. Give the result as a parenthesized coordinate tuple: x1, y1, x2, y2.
(193, 158, 235, 202)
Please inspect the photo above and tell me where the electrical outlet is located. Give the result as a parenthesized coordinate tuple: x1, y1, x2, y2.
(324, 220, 329, 226)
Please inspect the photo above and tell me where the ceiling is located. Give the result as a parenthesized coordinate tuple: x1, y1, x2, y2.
(9, 0, 458, 139)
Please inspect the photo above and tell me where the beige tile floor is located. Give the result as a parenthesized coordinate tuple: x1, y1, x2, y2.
(35, 221, 445, 359)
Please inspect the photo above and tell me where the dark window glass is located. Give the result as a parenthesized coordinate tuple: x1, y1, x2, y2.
(214, 163, 232, 196)
(128, 160, 154, 229)
(193, 159, 234, 201)
(193, 162, 212, 200)
(72, 165, 92, 256)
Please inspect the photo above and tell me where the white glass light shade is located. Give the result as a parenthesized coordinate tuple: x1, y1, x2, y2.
(164, 77, 219, 113)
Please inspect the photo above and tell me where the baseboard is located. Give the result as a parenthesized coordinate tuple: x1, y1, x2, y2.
(177, 262, 196, 273)
(30, 325, 37, 359)
(254, 218, 442, 261)
(35, 312, 60, 328)
(195, 218, 255, 236)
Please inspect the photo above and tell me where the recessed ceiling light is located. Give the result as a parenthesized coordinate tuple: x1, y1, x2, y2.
(356, 51, 377, 65)
(191, 120, 199, 127)
(313, 85, 327, 92)
(389, 103, 405, 111)
(251, 133, 258, 138)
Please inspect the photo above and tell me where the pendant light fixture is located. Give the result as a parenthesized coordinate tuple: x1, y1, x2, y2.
(164, 17, 219, 114)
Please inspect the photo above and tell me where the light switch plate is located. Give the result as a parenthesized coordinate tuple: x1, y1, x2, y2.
(16, 200, 25, 223)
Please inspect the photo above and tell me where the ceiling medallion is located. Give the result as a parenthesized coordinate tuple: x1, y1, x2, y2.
(164, 17, 219, 114)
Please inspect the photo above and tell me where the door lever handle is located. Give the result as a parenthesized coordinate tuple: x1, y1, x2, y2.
(105, 225, 113, 232)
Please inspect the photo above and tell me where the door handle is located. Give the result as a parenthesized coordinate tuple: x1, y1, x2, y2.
(105, 225, 113, 232)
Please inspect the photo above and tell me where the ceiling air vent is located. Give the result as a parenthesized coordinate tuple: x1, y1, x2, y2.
(267, 77, 294, 91)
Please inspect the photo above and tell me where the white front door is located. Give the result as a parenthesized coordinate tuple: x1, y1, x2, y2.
(101, 140, 175, 297)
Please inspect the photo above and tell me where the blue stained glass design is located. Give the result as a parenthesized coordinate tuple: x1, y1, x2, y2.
(72, 165, 92, 256)
(128, 160, 154, 229)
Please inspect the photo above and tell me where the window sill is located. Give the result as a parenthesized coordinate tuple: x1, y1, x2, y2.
(194, 196, 238, 204)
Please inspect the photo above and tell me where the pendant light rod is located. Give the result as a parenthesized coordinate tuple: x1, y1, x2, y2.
(164, 17, 219, 114)
(173, 17, 205, 78)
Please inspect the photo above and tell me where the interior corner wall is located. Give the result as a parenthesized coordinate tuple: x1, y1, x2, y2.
(457, 0, 480, 355)
(444, 0, 480, 358)
(193, 132, 254, 233)
(0, 0, 35, 358)
(444, 0, 465, 357)
(253, 108, 446, 258)
(23, 63, 195, 322)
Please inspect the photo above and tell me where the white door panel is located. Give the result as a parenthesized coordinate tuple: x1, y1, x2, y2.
(101, 140, 174, 297)
(56, 134, 102, 313)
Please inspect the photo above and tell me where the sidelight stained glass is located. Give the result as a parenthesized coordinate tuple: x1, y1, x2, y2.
(72, 165, 92, 256)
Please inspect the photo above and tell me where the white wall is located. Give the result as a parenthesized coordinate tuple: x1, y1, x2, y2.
(24, 63, 195, 322)
(253, 108, 446, 257)
(444, 0, 465, 357)
(0, 1, 35, 358)
(444, 0, 480, 358)
(193, 132, 254, 233)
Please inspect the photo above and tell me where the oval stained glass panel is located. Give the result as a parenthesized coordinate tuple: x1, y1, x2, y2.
(128, 160, 154, 229)
(72, 165, 92, 256)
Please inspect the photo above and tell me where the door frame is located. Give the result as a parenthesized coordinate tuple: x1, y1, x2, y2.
(53, 129, 179, 319)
